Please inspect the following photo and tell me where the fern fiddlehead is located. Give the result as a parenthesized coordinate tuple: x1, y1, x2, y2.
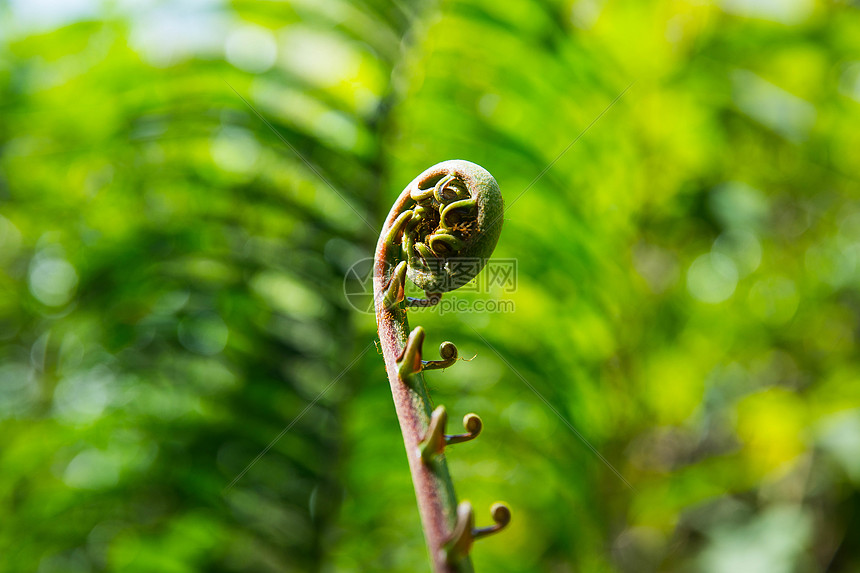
(373, 160, 509, 572)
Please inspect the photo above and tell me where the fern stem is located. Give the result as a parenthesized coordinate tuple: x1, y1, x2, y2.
(373, 160, 506, 572)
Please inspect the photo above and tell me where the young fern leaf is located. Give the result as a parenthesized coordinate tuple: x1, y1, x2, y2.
(373, 160, 509, 573)
(403, 161, 504, 294)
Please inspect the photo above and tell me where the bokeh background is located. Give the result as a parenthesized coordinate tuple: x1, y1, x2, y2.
(2, 0, 859, 571)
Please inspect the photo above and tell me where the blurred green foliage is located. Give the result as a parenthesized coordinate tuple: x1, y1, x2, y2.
(1, 0, 860, 571)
